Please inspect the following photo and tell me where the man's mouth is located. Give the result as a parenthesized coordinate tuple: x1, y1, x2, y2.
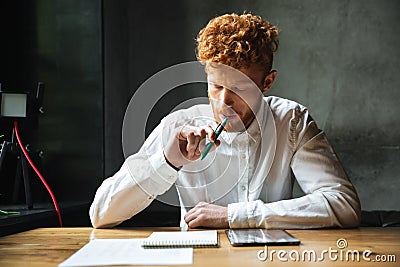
(213, 105, 240, 122)
(220, 113, 239, 120)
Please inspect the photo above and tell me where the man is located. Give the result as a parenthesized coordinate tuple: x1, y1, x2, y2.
(90, 13, 361, 229)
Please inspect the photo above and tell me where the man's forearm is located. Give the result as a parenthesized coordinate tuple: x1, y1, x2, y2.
(90, 153, 178, 228)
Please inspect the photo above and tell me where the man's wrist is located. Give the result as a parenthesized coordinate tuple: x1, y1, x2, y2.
(164, 154, 182, 172)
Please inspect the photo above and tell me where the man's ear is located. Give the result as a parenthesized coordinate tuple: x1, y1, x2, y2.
(261, 70, 278, 94)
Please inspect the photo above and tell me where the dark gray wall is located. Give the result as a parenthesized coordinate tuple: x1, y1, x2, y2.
(104, 0, 400, 213)
(0, 0, 103, 205)
(103, 1, 196, 176)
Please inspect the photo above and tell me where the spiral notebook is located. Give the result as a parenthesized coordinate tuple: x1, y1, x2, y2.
(142, 230, 219, 248)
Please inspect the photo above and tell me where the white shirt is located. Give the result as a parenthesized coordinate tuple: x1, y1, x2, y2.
(89, 96, 361, 229)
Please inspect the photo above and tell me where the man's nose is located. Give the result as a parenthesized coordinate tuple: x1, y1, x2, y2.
(219, 87, 234, 106)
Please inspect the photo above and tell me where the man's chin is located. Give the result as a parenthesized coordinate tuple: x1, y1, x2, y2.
(224, 121, 246, 133)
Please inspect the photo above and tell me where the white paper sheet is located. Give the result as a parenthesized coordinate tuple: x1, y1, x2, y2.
(59, 238, 193, 266)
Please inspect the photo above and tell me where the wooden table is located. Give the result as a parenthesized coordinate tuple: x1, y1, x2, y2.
(0, 227, 399, 266)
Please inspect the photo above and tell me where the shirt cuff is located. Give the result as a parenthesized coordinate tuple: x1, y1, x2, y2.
(228, 202, 249, 228)
(228, 201, 264, 228)
(148, 151, 179, 186)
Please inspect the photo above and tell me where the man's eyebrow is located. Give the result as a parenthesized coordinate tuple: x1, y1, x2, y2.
(230, 79, 255, 86)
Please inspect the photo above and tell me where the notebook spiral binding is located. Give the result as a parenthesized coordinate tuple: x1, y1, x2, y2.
(142, 238, 219, 248)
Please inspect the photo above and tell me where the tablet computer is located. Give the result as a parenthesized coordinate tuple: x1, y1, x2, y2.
(225, 229, 300, 246)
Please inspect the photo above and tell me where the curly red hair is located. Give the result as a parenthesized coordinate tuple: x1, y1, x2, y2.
(196, 13, 279, 71)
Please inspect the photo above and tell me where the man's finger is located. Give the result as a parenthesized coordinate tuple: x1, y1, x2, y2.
(186, 132, 196, 157)
(204, 125, 217, 142)
(192, 136, 202, 157)
(184, 208, 198, 224)
(187, 217, 203, 228)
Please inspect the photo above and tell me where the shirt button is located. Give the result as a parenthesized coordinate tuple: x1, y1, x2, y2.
(241, 185, 247, 191)
(241, 154, 246, 159)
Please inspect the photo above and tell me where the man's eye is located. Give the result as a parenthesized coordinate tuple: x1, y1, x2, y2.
(212, 84, 223, 89)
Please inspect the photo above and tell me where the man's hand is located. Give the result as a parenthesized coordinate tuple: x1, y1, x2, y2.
(184, 202, 229, 228)
(164, 125, 220, 169)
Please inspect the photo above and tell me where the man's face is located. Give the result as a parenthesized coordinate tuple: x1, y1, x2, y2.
(207, 63, 269, 132)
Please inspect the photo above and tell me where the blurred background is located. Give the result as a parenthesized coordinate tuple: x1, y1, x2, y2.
(0, 0, 399, 229)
